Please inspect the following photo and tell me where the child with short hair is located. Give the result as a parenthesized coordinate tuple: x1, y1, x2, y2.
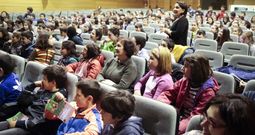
(2, 32, 22, 54)
(101, 90, 144, 135)
(53, 79, 103, 135)
(0, 65, 68, 135)
(20, 31, 34, 58)
(0, 53, 21, 107)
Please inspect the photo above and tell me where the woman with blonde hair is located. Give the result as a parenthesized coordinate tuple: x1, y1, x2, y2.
(134, 46, 174, 99)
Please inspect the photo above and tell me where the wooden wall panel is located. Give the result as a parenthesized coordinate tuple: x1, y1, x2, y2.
(0, 0, 144, 13)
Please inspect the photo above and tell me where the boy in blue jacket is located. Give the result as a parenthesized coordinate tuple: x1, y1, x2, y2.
(0, 53, 21, 106)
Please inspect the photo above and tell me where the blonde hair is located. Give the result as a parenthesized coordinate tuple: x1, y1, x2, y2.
(151, 46, 172, 75)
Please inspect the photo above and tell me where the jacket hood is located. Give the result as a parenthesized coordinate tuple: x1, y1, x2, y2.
(118, 116, 144, 134)
(201, 77, 219, 92)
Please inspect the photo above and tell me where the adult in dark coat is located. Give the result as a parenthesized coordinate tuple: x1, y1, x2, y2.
(165, 2, 189, 46)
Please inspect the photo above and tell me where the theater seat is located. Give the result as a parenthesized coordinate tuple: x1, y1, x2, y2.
(134, 96, 177, 135)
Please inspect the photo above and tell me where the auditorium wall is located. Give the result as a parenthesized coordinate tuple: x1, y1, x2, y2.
(0, 0, 144, 13)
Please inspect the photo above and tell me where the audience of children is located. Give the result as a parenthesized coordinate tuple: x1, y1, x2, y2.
(0, 3, 255, 135)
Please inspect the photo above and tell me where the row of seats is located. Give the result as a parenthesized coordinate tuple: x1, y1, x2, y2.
(20, 60, 177, 135)
(2, 49, 253, 135)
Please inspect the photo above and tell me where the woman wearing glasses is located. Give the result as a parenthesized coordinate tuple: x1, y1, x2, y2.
(185, 94, 255, 135)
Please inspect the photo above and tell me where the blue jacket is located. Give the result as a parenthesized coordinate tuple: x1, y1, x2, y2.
(20, 42, 34, 59)
(57, 106, 102, 135)
(216, 65, 255, 81)
(0, 73, 21, 106)
(70, 35, 83, 45)
(102, 116, 144, 135)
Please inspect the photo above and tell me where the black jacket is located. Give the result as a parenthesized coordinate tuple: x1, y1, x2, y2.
(15, 83, 67, 129)
(170, 16, 189, 46)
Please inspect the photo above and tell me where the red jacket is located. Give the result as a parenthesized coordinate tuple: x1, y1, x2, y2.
(157, 77, 219, 134)
(66, 58, 102, 80)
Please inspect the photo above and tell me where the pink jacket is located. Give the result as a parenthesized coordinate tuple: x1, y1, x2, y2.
(134, 70, 174, 99)
(66, 58, 102, 80)
(157, 77, 219, 134)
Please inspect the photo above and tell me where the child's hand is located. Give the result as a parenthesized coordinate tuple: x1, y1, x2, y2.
(34, 81, 42, 87)
(7, 119, 17, 128)
(54, 92, 65, 102)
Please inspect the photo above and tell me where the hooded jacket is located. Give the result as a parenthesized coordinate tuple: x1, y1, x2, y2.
(102, 116, 144, 135)
(157, 77, 219, 134)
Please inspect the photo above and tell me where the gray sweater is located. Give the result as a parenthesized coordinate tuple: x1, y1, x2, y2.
(97, 58, 137, 89)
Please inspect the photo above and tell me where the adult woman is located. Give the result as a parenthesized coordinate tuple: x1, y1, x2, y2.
(66, 43, 102, 80)
(185, 94, 255, 135)
(157, 53, 219, 134)
(97, 38, 137, 89)
(164, 2, 189, 46)
(134, 46, 174, 99)
(201, 94, 255, 135)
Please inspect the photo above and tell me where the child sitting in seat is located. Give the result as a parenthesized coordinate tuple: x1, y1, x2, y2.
(0, 53, 21, 120)
(28, 33, 55, 65)
(101, 90, 144, 135)
(66, 43, 103, 80)
(0, 65, 68, 135)
(49, 80, 103, 135)
(57, 40, 79, 66)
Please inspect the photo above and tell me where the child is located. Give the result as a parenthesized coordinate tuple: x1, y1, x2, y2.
(2, 32, 22, 54)
(57, 40, 79, 66)
(132, 36, 149, 61)
(53, 80, 103, 135)
(134, 46, 174, 99)
(19, 31, 34, 59)
(0, 27, 10, 50)
(0, 53, 21, 120)
(101, 90, 144, 135)
(0, 65, 68, 135)
(100, 27, 119, 53)
(157, 53, 219, 134)
(66, 43, 103, 80)
(28, 33, 55, 65)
